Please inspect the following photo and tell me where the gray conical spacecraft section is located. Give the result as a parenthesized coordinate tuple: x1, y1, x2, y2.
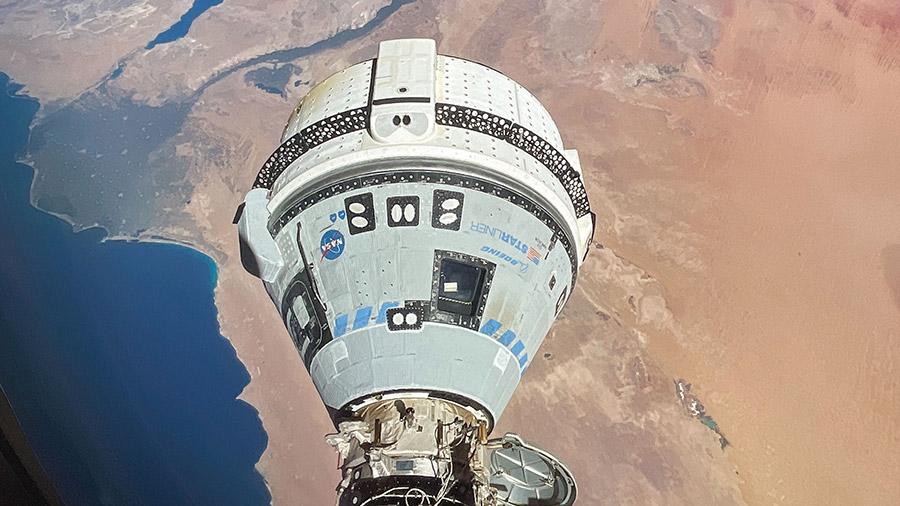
(237, 39, 593, 505)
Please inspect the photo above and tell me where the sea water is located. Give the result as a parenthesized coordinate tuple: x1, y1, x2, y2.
(0, 73, 270, 505)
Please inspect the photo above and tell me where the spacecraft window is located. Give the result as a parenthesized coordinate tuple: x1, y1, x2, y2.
(437, 259, 486, 316)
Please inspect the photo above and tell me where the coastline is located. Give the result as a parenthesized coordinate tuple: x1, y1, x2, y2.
(2, 72, 272, 504)
(5, 1, 898, 504)
(18, 141, 228, 264)
(20, 164, 271, 494)
(2, 3, 420, 501)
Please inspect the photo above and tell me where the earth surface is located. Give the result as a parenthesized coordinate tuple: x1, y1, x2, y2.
(2, 0, 899, 505)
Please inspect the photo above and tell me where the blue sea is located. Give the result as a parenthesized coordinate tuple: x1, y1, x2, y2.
(147, 0, 224, 50)
(0, 72, 270, 506)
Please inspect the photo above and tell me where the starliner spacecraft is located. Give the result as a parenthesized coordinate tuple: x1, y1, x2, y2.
(236, 39, 594, 506)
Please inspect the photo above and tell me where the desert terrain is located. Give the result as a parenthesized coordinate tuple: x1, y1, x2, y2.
(2, 0, 899, 505)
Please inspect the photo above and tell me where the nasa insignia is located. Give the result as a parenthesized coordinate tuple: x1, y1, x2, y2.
(320, 229, 345, 261)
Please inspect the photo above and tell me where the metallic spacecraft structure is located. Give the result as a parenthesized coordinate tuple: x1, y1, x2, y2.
(236, 39, 593, 506)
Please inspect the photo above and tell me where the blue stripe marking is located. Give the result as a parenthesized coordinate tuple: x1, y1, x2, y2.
(353, 306, 372, 330)
(375, 302, 399, 324)
(334, 314, 349, 338)
(477, 320, 528, 370)
(498, 330, 516, 346)
(479, 319, 501, 336)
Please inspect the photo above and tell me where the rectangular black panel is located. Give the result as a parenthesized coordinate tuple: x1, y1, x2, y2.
(386, 196, 420, 227)
(431, 189, 464, 231)
(344, 192, 376, 235)
(386, 301, 427, 332)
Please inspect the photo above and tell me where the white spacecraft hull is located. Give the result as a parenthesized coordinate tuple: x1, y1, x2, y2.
(237, 39, 592, 505)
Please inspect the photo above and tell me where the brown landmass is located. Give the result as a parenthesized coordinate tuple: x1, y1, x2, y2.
(3, 0, 900, 505)
(0, 0, 190, 107)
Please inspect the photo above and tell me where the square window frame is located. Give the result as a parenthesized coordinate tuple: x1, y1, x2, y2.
(430, 250, 496, 330)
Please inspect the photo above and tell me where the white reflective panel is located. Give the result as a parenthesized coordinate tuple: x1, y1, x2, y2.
(351, 216, 369, 228)
(443, 281, 458, 293)
(391, 204, 403, 222)
(349, 202, 366, 214)
(439, 212, 458, 225)
(392, 312, 405, 325)
(405, 312, 418, 325)
(441, 198, 460, 210)
(404, 203, 416, 221)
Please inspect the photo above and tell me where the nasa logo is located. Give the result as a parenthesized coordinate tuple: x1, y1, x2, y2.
(320, 230, 345, 261)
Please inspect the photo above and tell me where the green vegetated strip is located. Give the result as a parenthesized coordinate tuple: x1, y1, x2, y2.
(195, 0, 417, 97)
(25, 0, 416, 238)
(27, 93, 189, 235)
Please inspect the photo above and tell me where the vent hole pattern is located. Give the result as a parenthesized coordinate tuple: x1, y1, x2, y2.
(253, 107, 368, 189)
(435, 103, 590, 217)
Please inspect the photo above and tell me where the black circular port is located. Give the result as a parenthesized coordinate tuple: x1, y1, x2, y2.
(392, 115, 401, 126)
(402, 115, 411, 126)
(398, 87, 408, 93)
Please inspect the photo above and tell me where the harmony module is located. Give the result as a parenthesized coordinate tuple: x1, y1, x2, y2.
(236, 39, 594, 506)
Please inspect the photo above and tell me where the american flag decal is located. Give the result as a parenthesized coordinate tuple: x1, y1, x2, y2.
(526, 247, 541, 265)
